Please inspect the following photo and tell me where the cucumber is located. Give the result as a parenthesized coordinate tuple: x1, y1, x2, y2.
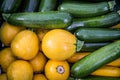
(81, 42, 111, 52)
(71, 40, 120, 78)
(38, 0, 57, 12)
(2, 11, 72, 29)
(75, 28, 120, 42)
(58, 1, 115, 17)
(66, 12, 120, 32)
(20, 0, 40, 12)
(0, 0, 22, 13)
(68, 76, 120, 80)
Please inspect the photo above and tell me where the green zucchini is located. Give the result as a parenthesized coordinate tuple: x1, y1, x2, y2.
(58, 1, 115, 17)
(2, 11, 72, 29)
(75, 28, 120, 42)
(71, 40, 120, 78)
(20, 0, 40, 12)
(68, 76, 120, 80)
(0, 0, 22, 13)
(38, 0, 57, 12)
(81, 42, 111, 52)
(66, 12, 120, 32)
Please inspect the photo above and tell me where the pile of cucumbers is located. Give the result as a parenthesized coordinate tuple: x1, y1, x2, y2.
(0, 0, 120, 80)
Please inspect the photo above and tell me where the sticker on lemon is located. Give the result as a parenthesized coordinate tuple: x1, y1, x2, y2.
(42, 29, 83, 61)
(0, 22, 25, 46)
(11, 30, 39, 60)
(7, 60, 33, 80)
(45, 60, 70, 80)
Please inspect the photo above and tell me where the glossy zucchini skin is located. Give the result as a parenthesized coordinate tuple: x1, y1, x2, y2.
(38, 0, 57, 12)
(66, 12, 120, 32)
(21, 0, 40, 12)
(75, 28, 120, 42)
(81, 42, 111, 52)
(71, 40, 120, 78)
(0, 0, 22, 13)
(3, 11, 72, 29)
(58, 1, 115, 17)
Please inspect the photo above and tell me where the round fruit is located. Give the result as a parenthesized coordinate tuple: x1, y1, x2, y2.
(42, 29, 76, 61)
(29, 52, 47, 73)
(0, 48, 16, 72)
(33, 74, 47, 80)
(7, 60, 33, 80)
(11, 30, 39, 60)
(45, 60, 70, 80)
(0, 22, 25, 46)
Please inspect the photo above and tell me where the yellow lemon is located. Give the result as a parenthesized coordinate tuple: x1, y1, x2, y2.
(11, 30, 39, 60)
(33, 74, 47, 80)
(7, 60, 33, 80)
(45, 60, 70, 80)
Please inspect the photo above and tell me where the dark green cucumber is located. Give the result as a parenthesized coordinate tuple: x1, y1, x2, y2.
(71, 40, 120, 78)
(38, 0, 57, 12)
(66, 12, 120, 32)
(0, 0, 22, 13)
(68, 76, 120, 80)
(20, 0, 40, 12)
(58, 1, 115, 17)
(75, 28, 120, 42)
(81, 42, 111, 52)
(2, 11, 72, 29)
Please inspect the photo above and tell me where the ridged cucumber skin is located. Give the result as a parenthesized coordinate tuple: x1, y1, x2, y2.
(0, 0, 22, 13)
(38, 0, 57, 12)
(81, 42, 111, 52)
(71, 40, 120, 78)
(66, 12, 120, 32)
(2, 11, 72, 29)
(58, 1, 114, 17)
(75, 28, 120, 42)
(20, 0, 40, 12)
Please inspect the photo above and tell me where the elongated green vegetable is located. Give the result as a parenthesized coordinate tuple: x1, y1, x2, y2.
(2, 11, 72, 29)
(38, 0, 57, 12)
(58, 1, 115, 17)
(66, 12, 120, 32)
(71, 40, 120, 78)
(21, 0, 40, 12)
(75, 28, 120, 42)
(0, 0, 22, 13)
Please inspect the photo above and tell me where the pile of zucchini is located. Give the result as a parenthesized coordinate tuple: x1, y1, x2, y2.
(0, 0, 120, 79)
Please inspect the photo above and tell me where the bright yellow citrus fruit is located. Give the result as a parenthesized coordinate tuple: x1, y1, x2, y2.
(0, 73, 7, 80)
(11, 30, 39, 60)
(42, 29, 76, 61)
(29, 51, 47, 73)
(0, 22, 25, 46)
(45, 60, 70, 80)
(33, 74, 47, 80)
(7, 60, 33, 80)
(0, 48, 16, 72)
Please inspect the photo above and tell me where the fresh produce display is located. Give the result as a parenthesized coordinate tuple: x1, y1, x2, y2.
(0, 0, 120, 80)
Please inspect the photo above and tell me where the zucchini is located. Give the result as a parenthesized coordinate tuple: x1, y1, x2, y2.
(58, 1, 115, 17)
(71, 40, 120, 78)
(0, 0, 22, 13)
(38, 0, 57, 12)
(20, 0, 40, 12)
(2, 11, 72, 29)
(66, 12, 120, 32)
(81, 42, 111, 52)
(75, 28, 120, 42)
(68, 76, 120, 80)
